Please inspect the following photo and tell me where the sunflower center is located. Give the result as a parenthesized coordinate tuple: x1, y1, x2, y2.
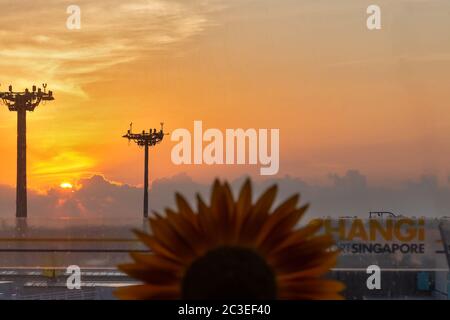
(181, 246, 276, 300)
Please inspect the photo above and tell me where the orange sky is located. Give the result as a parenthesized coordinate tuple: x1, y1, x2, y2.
(1, 0, 450, 191)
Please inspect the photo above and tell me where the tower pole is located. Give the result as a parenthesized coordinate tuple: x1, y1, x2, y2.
(143, 141, 149, 218)
(1, 84, 55, 219)
(122, 123, 167, 219)
(16, 107, 27, 218)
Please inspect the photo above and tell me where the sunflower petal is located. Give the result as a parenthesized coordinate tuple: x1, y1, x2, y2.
(277, 251, 340, 281)
(211, 182, 237, 243)
(279, 279, 345, 295)
(197, 193, 220, 246)
(238, 185, 278, 243)
(222, 182, 236, 222)
(234, 178, 253, 237)
(133, 229, 184, 264)
(253, 184, 278, 214)
(114, 284, 180, 300)
(165, 209, 206, 255)
(148, 217, 198, 261)
(255, 194, 299, 244)
(118, 263, 180, 285)
(270, 219, 324, 254)
(269, 235, 337, 273)
(129, 252, 180, 271)
(209, 179, 222, 213)
(175, 193, 198, 227)
(257, 203, 308, 251)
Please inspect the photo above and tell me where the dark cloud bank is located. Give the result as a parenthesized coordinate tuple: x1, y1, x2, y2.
(1, 170, 450, 223)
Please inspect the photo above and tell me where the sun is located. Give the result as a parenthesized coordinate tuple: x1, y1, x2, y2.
(60, 182, 73, 189)
(115, 179, 344, 300)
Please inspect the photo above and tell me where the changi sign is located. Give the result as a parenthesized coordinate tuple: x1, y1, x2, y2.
(312, 217, 446, 255)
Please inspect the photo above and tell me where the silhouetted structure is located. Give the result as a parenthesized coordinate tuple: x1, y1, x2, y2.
(369, 211, 402, 219)
(0, 84, 54, 218)
(123, 123, 167, 218)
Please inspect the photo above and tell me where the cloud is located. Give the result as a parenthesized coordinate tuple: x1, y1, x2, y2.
(0, 0, 223, 97)
(261, 171, 450, 219)
(1, 170, 450, 225)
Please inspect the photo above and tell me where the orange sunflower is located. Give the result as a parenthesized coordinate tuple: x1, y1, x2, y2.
(115, 179, 344, 300)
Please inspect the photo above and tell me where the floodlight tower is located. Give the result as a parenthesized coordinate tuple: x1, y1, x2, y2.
(123, 122, 167, 218)
(0, 84, 55, 218)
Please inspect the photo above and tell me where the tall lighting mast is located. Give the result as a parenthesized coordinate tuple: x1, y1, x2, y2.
(123, 122, 167, 218)
(0, 84, 55, 218)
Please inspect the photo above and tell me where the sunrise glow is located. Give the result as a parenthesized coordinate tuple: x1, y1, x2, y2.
(60, 182, 73, 190)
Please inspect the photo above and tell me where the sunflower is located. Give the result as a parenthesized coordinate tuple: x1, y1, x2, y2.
(115, 179, 344, 300)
